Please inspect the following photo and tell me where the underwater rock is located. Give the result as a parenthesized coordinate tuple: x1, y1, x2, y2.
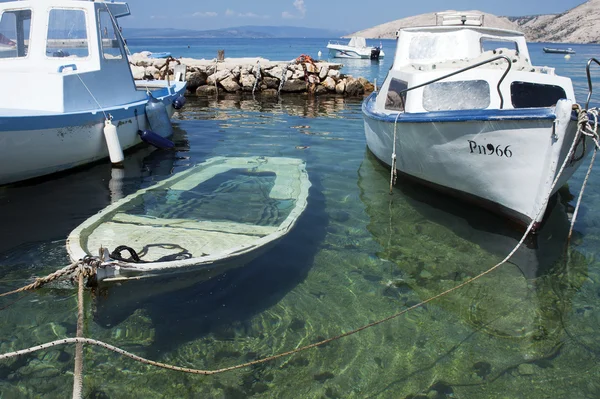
(473, 361, 492, 379)
(289, 317, 305, 331)
(313, 371, 335, 383)
(517, 363, 536, 375)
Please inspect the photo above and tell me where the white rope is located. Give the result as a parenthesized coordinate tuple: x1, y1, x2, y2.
(568, 108, 600, 242)
(76, 75, 109, 121)
(252, 61, 262, 95)
(389, 112, 401, 194)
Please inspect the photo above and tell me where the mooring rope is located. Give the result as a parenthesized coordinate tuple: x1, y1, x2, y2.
(76, 75, 109, 121)
(568, 108, 600, 242)
(72, 267, 85, 399)
(252, 61, 262, 96)
(389, 112, 401, 194)
(278, 64, 289, 96)
(0, 261, 80, 298)
(0, 106, 597, 383)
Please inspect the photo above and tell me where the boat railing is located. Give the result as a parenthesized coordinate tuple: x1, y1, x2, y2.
(397, 55, 512, 110)
(585, 58, 600, 110)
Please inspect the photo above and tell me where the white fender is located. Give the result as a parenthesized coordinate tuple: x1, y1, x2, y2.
(103, 119, 124, 165)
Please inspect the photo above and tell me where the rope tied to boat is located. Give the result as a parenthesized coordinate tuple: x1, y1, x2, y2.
(389, 112, 401, 194)
(0, 257, 100, 298)
(278, 64, 289, 96)
(252, 61, 262, 95)
(567, 106, 599, 242)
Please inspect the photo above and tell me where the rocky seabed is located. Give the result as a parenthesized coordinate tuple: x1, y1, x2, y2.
(129, 53, 375, 97)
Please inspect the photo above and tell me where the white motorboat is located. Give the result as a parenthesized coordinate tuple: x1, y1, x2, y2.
(0, 0, 187, 186)
(362, 12, 595, 228)
(327, 36, 384, 59)
(66, 156, 311, 283)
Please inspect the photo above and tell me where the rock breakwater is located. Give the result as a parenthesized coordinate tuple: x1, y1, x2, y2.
(129, 53, 375, 97)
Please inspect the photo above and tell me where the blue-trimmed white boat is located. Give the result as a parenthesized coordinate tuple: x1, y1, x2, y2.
(0, 0, 186, 186)
(327, 37, 384, 60)
(362, 12, 593, 228)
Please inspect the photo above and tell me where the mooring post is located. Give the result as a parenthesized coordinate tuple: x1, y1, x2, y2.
(217, 49, 225, 62)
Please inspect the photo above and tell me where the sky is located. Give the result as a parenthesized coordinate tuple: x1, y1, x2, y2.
(122, 0, 587, 32)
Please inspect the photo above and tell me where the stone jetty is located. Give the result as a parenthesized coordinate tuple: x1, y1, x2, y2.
(128, 52, 375, 97)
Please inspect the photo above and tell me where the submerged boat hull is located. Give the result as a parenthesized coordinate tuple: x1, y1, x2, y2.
(363, 95, 591, 227)
(0, 83, 185, 185)
(66, 156, 311, 283)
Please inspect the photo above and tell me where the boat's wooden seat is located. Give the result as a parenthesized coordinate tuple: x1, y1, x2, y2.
(85, 213, 278, 262)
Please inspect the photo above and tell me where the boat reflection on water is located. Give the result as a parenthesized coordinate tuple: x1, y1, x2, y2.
(0, 127, 189, 263)
(358, 149, 588, 355)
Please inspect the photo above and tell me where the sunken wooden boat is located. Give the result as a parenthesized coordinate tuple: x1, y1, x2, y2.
(66, 156, 311, 283)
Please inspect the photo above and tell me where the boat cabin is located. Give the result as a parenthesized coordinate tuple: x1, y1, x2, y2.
(0, 0, 145, 113)
(376, 12, 574, 114)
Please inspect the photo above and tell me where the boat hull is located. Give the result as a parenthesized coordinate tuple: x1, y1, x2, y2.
(362, 95, 591, 227)
(327, 46, 385, 59)
(0, 83, 185, 185)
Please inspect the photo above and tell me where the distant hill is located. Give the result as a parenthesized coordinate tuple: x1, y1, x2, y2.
(123, 26, 348, 39)
(509, 0, 600, 43)
(344, 1, 598, 44)
(345, 10, 519, 39)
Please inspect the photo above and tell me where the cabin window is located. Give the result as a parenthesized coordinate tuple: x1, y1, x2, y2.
(0, 9, 32, 58)
(423, 80, 490, 111)
(99, 11, 123, 60)
(481, 38, 518, 54)
(386, 79, 408, 111)
(46, 9, 89, 58)
(511, 82, 566, 108)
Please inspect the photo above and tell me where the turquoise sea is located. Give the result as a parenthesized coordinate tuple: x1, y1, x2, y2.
(1, 38, 600, 398)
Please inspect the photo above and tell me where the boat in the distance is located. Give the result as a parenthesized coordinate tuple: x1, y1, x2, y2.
(66, 156, 311, 283)
(327, 36, 385, 60)
(0, 0, 187, 186)
(543, 47, 576, 54)
(362, 12, 594, 229)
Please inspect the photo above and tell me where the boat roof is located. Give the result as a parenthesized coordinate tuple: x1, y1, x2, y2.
(398, 25, 524, 38)
(0, 0, 130, 17)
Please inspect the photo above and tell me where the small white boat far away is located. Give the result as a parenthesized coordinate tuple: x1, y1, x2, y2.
(327, 36, 385, 60)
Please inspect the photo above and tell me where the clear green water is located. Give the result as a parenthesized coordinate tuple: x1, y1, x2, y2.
(1, 46, 600, 398)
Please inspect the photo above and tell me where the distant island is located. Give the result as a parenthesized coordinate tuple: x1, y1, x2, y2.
(345, 0, 599, 44)
(123, 25, 349, 39)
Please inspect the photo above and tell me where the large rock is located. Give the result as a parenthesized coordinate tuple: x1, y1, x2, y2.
(265, 66, 285, 79)
(240, 73, 257, 91)
(291, 68, 305, 80)
(263, 76, 280, 89)
(282, 79, 307, 92)
(207, 69, 231, 86)
(220, 76, 241, 92)
(319, 65, 329, 80)
(335, 80, 346, 95)
(322, 76, 337, 92)
(328, 69, 341, 79)
(305, 63, 318, 74)
(345, 77, 365, 96)
(187, 71, 208, 89)
(130, 65, 145, 80)
(196, 85, 217, 96)
(358, 77, 375, 93)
